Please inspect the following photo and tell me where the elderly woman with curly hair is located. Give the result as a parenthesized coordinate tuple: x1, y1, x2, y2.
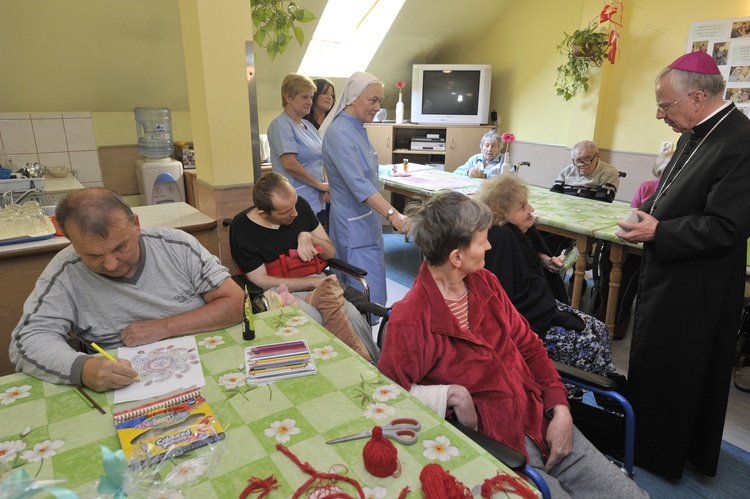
(475, 174, 615, 376)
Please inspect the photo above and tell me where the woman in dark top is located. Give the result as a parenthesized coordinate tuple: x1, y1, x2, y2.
(303, 78, 336, 130)
(475, 175, 614, 376)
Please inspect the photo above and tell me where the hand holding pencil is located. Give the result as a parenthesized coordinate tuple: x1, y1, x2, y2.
(80, 342, 140, 392)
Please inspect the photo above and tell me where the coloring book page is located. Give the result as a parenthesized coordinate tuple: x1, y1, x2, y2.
(114, 336, 205, 404)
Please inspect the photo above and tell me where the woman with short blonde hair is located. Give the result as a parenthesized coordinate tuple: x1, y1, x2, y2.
(267, 73, 329, 220)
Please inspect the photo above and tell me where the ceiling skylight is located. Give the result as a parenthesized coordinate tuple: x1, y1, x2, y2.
(298, 0, 405, 78)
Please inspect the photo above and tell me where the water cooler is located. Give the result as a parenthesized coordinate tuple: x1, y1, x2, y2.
(134, 107, 185, 205)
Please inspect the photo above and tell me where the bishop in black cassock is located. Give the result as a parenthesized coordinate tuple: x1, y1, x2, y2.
(618, 50, 750, 479)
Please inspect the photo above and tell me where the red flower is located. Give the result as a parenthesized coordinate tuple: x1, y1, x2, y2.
(501, 132, 515, 144)
(396, 80, 406, 90)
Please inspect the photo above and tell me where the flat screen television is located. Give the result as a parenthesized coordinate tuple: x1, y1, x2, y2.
(410, 64, 492, 125)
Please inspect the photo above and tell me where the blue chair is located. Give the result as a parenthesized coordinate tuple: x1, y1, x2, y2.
(555, 361, 635, 477)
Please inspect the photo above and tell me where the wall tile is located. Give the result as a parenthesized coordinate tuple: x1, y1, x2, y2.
(0, 120, 37, 154)
(62, 112, 91, 119)
(0, 113, 31, 120)
(64, 118, 97, 151)
(33, 118, 68, 153)
(70, 150, 102, 182)
(38, 152, 72, 168)
(30, 113, 62, 119)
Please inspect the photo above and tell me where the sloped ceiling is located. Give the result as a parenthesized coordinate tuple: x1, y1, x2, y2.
(255, 0, 509, 112)
(0, 0, 507, 113)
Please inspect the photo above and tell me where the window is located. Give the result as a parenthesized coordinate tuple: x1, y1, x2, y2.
(298, 0, 405, 78)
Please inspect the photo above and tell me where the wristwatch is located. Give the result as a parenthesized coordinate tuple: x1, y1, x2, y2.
(385, 208, 395, 220)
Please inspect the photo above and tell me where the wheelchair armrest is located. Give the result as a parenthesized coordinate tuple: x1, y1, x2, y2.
(222, 218, 232, 227)
(326, 258, 367, 277)
(554, 361, 617, 391)
(447, 417, 527, 470)
(230, 274, 265, 297)
(357, 302, 389, 318)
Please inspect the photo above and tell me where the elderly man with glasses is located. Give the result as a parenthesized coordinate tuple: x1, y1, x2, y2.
(617, 50, 750, 480)
(544, 140, 621, 262)
(550, 140, 620, 202)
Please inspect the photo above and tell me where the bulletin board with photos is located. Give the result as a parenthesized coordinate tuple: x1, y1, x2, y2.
(687, 16, 750, 117)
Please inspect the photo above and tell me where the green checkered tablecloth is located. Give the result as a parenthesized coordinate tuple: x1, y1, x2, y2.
(528, 188, 634, 237)
(380, 169, 634, 236)
(0, 306, 534, 497)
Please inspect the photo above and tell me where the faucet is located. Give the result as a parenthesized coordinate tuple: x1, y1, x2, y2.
(1, 188, 43, 208)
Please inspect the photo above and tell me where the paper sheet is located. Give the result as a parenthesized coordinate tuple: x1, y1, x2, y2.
(113, 336, 205, 404)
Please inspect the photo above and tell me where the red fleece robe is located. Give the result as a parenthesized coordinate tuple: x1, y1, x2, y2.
(378, 264, 569, 459)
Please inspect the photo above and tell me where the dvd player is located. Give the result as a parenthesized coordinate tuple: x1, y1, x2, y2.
(411, 137, 446, 151)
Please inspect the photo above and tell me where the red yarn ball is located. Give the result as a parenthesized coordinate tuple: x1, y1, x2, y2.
(362, 426, 401, 478)
(419, 463, 473, 498)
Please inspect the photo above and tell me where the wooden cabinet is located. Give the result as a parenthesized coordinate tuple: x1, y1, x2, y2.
(366, 124, 392, 163)
(365, 123, 493, 172)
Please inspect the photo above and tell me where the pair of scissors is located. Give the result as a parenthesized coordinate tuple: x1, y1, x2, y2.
(326, 418, 421, 446)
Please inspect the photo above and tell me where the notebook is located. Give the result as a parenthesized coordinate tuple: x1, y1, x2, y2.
(244, 340, 317, 384)
(113, 386, 225, 466)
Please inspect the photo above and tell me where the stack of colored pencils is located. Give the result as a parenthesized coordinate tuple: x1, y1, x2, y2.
(245, 340, 316, 383)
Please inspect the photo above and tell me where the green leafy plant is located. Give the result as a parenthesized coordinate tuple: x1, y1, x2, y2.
(251, 0, 317, 60)
(555, 22, 609, 101)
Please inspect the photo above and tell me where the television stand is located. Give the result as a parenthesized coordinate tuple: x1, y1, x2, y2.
(364, 123, 494, 172)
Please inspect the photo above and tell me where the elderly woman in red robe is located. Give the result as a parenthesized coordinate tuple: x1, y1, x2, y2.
(378, 191, 647, 498)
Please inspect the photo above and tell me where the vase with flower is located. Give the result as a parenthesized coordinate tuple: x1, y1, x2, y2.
(395, 80, 406, 124)
(501, 132, 515, 174)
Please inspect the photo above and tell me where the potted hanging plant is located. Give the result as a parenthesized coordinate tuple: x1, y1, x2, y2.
(555, 22, 610, 101)
(251, 0, 317, 60)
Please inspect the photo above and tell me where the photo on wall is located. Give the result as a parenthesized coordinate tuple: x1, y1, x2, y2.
(688, 16, 750, 112)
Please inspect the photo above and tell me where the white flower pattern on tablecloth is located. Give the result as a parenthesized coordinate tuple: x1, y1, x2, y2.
(198, 336, 225, 349)
(20, 439, 65, 462)
(0, 385, 31, 405)
(264, 418, 301, 443)
(372, 383, 400, 402)
(276, 327, 300, 338)
(363, 403, 396, 420)
(312, 346, 338, 360)
(286, 316, 310, 327)
(363, 486, 388, 499)
(164, 456, 209, 486)
(423, 435, 460, 462)
(218, 372, 246, 389)
(0, 440, 26, 463)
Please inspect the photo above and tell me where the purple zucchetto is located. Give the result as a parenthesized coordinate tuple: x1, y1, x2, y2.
(667, 51, 721, 75)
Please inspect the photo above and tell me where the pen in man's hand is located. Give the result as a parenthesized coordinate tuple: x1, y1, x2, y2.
(91, 342, 140, 382)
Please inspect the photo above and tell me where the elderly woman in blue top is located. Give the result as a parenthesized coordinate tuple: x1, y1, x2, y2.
(320, 72, 407, 306)
(267, 73, 329, 221)
(453, 131, 505, 178)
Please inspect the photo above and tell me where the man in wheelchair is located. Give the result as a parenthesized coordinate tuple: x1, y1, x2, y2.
(228, 173, 378, 362)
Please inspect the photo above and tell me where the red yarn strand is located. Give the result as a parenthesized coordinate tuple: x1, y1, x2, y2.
(275, 443, 365, 499)
(239, 475, 280, 499)
(480, 472, 538, 499)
